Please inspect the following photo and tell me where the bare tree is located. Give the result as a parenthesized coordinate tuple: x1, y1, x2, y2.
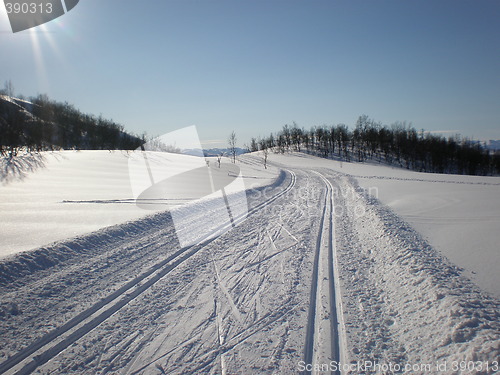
(259, 138, 269, 169)
(250, 137, 258, 152)
(3, 80, 14, 97)
(216, 152, 224, 168)
(228, 131, 237, 163)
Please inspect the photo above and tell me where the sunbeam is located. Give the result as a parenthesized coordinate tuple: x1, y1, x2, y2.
(28, 26, 50, 92)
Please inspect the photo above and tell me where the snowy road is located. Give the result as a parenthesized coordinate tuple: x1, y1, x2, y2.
(1, 155, 498, 374)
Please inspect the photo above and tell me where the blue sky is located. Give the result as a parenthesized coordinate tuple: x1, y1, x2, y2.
(1, 0, 499, 147)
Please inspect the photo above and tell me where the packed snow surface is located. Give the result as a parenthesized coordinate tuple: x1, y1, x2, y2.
(0, 151, 277, 257)
(270, 153, 500, 299)
(0, 150, 498, 374)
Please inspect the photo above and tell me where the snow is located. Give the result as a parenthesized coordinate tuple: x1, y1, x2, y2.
(0, 150, 277, 257)
(330, 174, 498, 371)
(0, 150, 498, 374)
(269, 152, 500, 299)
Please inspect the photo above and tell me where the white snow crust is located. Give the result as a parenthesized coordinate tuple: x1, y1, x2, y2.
(0, 150, 498, 374)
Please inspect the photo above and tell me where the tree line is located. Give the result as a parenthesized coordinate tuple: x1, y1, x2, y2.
(0, 89, 142, 157)
(249, 115, 499, 176)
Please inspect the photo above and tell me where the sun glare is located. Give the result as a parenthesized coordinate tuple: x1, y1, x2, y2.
(27, 20, 73, 92)
(28, 26, 50, 91)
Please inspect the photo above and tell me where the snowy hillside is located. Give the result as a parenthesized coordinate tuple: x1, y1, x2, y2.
(0, 150, 276, 257)
(270, 153, 500, 299)
(0, 150, 498, 374)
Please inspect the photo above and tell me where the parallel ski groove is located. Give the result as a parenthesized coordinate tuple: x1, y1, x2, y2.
(302, 184, 328, 372)
(0, 170, 296, 375)
(302, 171, 341, 375)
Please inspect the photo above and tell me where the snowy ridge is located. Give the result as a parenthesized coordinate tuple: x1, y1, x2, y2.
(0, 211, 175, 289)
(333, 173, 499, 371)
(0, 95, 36, 121)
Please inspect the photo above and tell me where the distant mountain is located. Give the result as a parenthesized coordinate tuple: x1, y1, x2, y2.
(182, 147, 249, 157)
(180, 149, 205, 157)
(485, 140, 500, 151)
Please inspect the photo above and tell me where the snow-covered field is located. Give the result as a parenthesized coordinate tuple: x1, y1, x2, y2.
(269, 153, 500, 300)
(0, 151, 277, 257)
(0, 151, 498, 374)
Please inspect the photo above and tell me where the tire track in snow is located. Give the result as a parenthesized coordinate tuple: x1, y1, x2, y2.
(0, 170, 297, 375)
(302, 171, 342, 375)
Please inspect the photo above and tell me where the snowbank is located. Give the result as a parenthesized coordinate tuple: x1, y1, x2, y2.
(333, 174, 499, 372)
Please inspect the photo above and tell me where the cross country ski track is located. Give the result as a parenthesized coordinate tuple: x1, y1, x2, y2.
(0, 170, 305, 374)
(2, 157, 498, 374)
(302, 171, 342, 375)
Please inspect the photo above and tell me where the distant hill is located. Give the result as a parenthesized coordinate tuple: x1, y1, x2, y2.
(485, 140, 500, 151)
(0, 94, 142, 155)
(249, 117, 500, 176)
